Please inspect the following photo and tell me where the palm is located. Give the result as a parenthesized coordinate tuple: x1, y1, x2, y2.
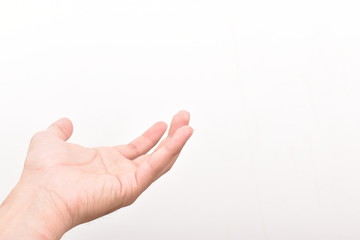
(21, 111, 193, 226)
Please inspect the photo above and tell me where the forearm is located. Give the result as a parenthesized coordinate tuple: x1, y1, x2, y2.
(0, 183, 70, 240)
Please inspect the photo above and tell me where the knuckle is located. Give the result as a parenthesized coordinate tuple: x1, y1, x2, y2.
(127, 142, 141, 156)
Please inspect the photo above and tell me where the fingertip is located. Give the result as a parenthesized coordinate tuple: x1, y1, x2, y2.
(152, 121, 168, 137)
(47, 117, 73, 141)
(177, 110, 190, 122)
(172, 125, 194, 144)
(61, 117, 73, 132)
(168, 110, 191, 136)
(182, 125, 194, 139)
(59, 117, 74, 136)
(188, 126, 194, 136)
(155, 121, 168, 130)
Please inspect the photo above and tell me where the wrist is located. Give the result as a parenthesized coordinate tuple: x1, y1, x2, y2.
(0, 182, 71, 240)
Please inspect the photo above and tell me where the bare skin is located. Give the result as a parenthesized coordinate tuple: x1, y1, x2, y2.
(0, 110, 193, 240)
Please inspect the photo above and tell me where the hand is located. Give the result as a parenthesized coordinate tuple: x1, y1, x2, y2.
(0, 111, 193, 240)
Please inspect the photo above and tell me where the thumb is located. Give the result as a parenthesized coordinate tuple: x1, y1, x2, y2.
(47, 117, 74, 141)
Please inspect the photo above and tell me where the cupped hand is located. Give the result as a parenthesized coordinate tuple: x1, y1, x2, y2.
(13, 111, 192, 239)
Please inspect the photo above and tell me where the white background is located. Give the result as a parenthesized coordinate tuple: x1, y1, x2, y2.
(1, 0, 360, 239)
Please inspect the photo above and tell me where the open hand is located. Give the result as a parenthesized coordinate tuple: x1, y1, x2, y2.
(0, 111, 193, 240)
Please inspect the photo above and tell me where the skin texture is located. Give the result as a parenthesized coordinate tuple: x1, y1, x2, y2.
(0, 110, 193, 240)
